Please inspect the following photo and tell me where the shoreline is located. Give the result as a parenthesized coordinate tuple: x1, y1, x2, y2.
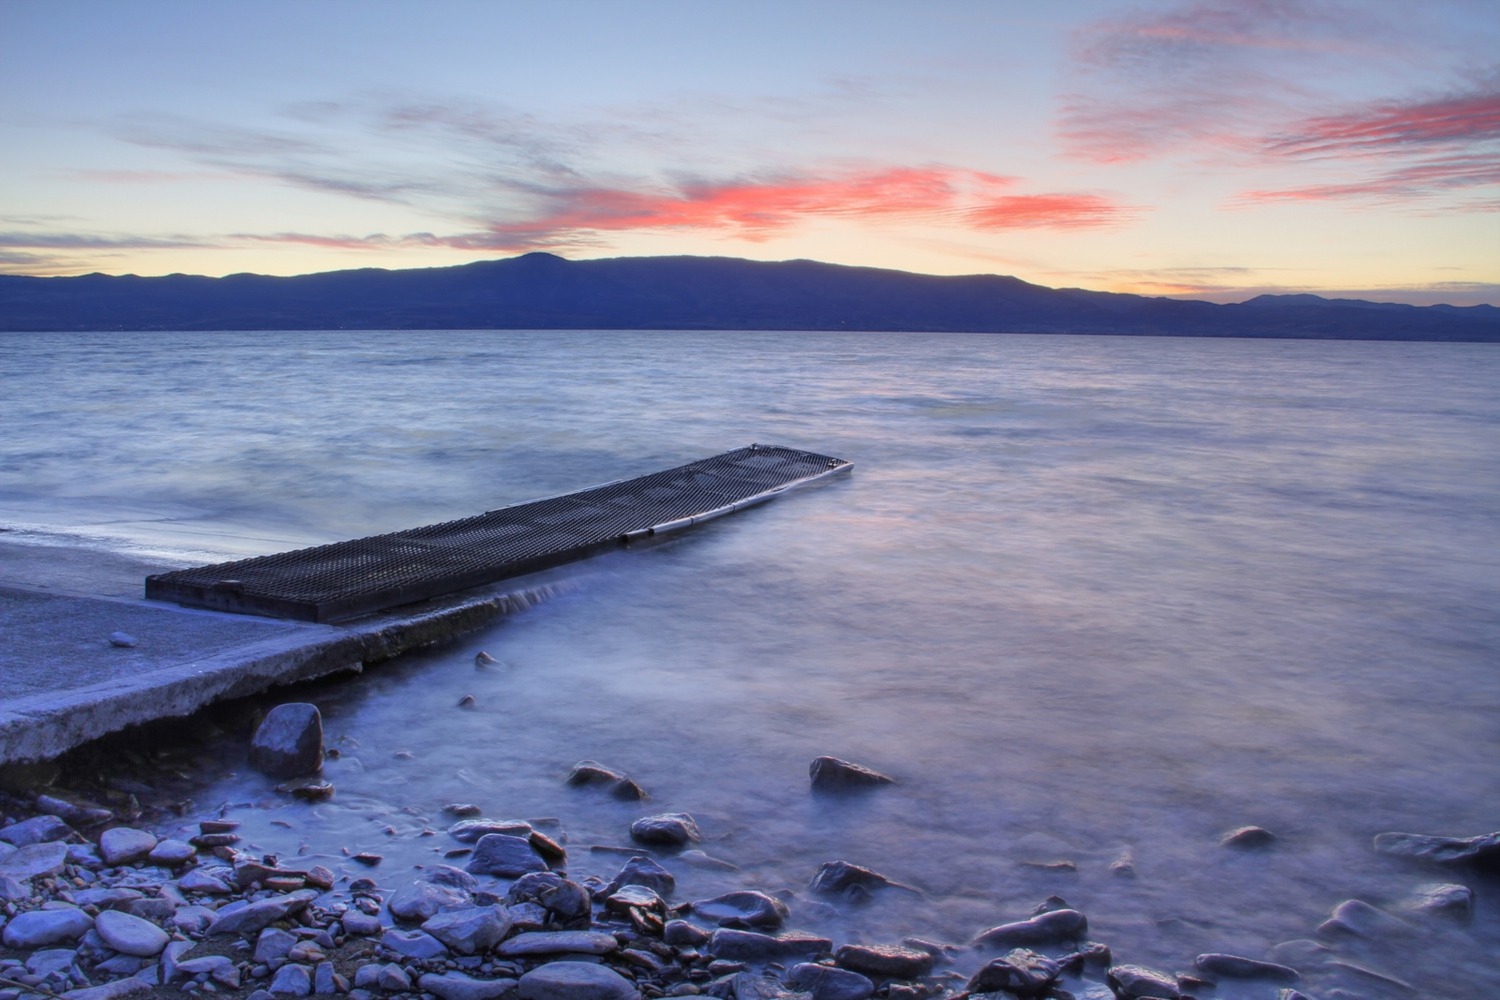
(3, 716, 1496, 1000)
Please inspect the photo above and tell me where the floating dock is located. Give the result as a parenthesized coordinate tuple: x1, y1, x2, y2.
(145, 445, 851, 623)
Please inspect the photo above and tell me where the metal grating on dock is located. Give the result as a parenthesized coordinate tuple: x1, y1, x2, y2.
(145, 445, 851, 622)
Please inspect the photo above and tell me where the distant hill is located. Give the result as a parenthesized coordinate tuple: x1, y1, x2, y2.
(1, 252, 1495, 341)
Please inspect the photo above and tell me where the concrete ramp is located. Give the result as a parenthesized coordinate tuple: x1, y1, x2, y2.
(146, 445, 851, 622)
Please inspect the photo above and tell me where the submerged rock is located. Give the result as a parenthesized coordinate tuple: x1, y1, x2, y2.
(629, 811, 700, 847)
(602, 855, 676, 897)
(808, 756, 894, 791)
(1404, 882, 1474, 921)
(690, 890, 789, 929)
(250, 703, 324, 778)
(808, 860, 904, 896)
(1373, 830, 1500, 867)
(1107, 964, 1181, 999)
(787, 963, 875, 1000)
(975, 908, 1088, 947)
(465, 833, 548, 877)
(1194, 953, 1299, 982)
(967, 949, 1061, 997)
(1219, 825, 1277, 849)
(833, 943, 934, 979)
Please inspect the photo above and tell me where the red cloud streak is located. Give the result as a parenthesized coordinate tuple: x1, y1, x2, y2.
(1268, 90, 1500, 156)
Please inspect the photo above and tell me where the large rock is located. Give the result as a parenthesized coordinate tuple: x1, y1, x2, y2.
(498, 931, 619, 956)
(602, 855, 675, 897)
(250, 703, 324, 778)
(708, 928, 833, 962)
(99, 827, 158, 866)
(1404, 882, 1475, 921)
(421, 972, 520, 1000)
(390, 874, 475, 922)
(787, 963, 875, 1000)
(1194, 954, 1299, 982)
(422, 904, 513, 954)
(519, 961, 640, 1000)
(0, 814, 74, 847)
(628, 812, 700, 847)
(466, 833, 548, 877)
(975, 908, 1088, 947)
(1373, 830, 1500, 867)
(207, 890, 318, 937)
(2, 907, 95, 948)
(691, 890, 788, 929)
(967, 949, 1062, 997)
(1107, 964, 1181, 999)
(0, 841, 69, 880)
(809, 756, 894, 791)
(506, 871, 593, 926)
(94, 909, 170, 957)
(834, 944, 933, 979)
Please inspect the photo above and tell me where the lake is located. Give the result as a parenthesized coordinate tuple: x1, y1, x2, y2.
(2, 329, 1497, 997)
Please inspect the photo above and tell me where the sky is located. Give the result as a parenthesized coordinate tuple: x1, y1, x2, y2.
(2, 0, 1497, 305)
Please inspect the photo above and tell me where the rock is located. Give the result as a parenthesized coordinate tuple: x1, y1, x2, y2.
(708, 928, 833, 962)
(449, 818, 534, 843)
(530, 829, 568, 864)
(567, 760, 628, 787)
(0, 814, 74, 846)
(98, 827, 158, 866)
(1194, 954, 1299, 982)
(255, 926, 299, 964)
(146, 839, 196, 867)
(833, 944, 933, 980)
(0, 840, 69, 880)
(313, 961, 339, 995)
(975, 909, 1088, 947)
(664, 920, 711, 947)
(966, 949, 1062, 997)
(375, 963, 413, 992)
(60, 978, 153, 1000)
(341, 910, 382, 936)
(379, 927, 450, 960)
(602, 855, 676, 897)
(787, 963, 875, 1000)
(420, 972, 520, 1000)
(606, 883, 665, 912)
(108, 631, 137, 647)
(389, 874, 474, 921)
(466, 833, 548, 877)
(807, 860, 904, 896)
(269, 963, 313, 996)
(176, 956, 241, 988)
(1219, 825, 1276, 849)
(808, 756, 894, 791)
(1316, 898, 1411, 939)
(732, 974, 811, 1000)
(519, 961, 640, 1000)
(629, 812, 700, 847)
(422, 904, 514, 954)
(1106, 964, 1180, 999)
(498, 930, 620, 956)
(445, 803, 484, 817)
(94, 909, 169, 957)
(1373, 830, 1500, 867)
(2, 906, 94, 948)
(250, 703, 325, 778)
(177, 868, 233, 893)
(208, 890, 317, 937)
(691, 890, 788, 929)
(172, 905, 218, 935)
(506, 871, 593, 926)
(1405, 882, 1474, 920)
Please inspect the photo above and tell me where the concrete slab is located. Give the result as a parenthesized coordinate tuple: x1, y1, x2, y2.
(0, 539, 575, 765)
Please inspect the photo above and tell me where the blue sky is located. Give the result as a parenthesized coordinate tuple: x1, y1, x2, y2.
(2, 0, 1497, 304)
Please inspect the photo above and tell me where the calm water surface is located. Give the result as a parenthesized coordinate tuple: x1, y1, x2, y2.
(2, 330, 1497, 997)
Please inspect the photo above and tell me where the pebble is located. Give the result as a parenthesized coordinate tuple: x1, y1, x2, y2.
(0, 841, 69, 880)
(0, 814, 74, 847)
(269, 962, 313, 996)
(1107, 964, 1181, 999)
(690, 890, 788, 929)
(93, 908, 169, 957)
(1, 906, 95, 949)
(422, 904, 515, 954)
(421, 971, 520, 1000)
(107, 631, 137, 648)
(250, 703, 325, 778)
(98, 827, 158, 866)
(974, 908, 1088, 947)
(466, 833, 549, 877)
(967, 949, 1063, 996)
(146, 838, 197, 867)
(786, 963, 874, 1000)
(628, 812, 701, 847)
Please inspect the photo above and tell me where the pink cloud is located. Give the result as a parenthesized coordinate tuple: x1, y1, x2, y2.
(1266, 89, 1500, 156)
(967, 193, 1135, 230)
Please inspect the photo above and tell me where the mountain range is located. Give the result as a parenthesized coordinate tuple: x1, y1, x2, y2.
(1, 252, 1495, 341)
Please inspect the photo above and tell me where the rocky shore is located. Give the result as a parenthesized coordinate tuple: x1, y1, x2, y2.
(1, 704, 1494, 1000)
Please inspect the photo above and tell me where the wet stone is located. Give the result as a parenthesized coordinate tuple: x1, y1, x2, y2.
(498, 930, 619, 956)
(422, 904, 514, 954)
(420, 971, 520, 1000)
(708, 929, 833, 962)
(833, 944, 933, 980)
(602, 855, 675, 898)
(0, 841, 69, 880)
(1107, 964, 1181, 999)
(629, 812, 700, 847)
(2, 906, 94, 948)
(466, 833, 548, 877)
(807, 861, 896, 896)
(0, 814, 74, 847)
(250, 703, 325, 779)
(690, 890, 787, 929)
(1219, 825, 1276, 849)
(146, 838, 196, 867)
(506, 871, 592, 926)
(1194, 953, 1300, 982)
(808, 757, 894, 792)
(966, 949, 1062, 997)
(269, 962, 313, 996)
(787, 963, 874, 1000)
(449, 818, 534, 843)
(1316, 898, 1411, 939)
(733, 973, 812, 1000)
(1373, 829, 1500, 867)
(379, 927, 450, 960)
(975, 909, 1088, 948)
(98, 827, 157, 866)
(518, 960, 641, 1000)
(1405, 882, 1474, 920)
(94, 908, 169, 956)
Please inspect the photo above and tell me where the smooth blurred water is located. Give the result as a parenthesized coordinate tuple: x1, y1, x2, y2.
(3, 330, 1498, 996)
